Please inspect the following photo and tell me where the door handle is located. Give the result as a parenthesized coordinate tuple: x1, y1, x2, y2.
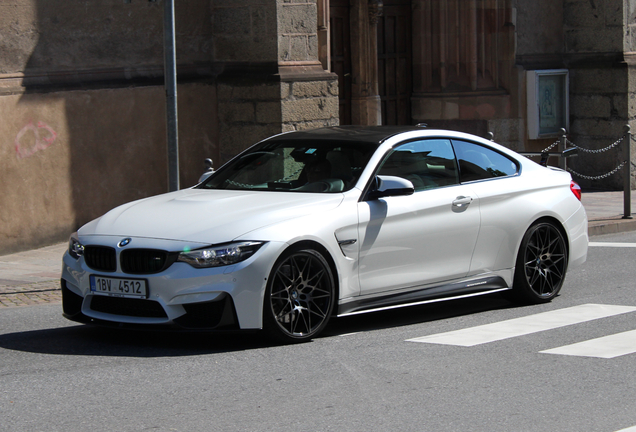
(452, 196, 473, 208)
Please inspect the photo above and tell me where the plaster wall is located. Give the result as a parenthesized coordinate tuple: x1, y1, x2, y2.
(0, 84, 218, 255)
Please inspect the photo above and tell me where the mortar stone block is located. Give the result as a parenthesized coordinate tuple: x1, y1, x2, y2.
(280, 3, 317, 34)
(214, 7, 250, 35)
(328, 80, 339, 96)
(292, 81, 329, 98)
(571, 94, 612, 119)
(564, 1, 604, 28)
(280, 82, 291, 100)
(566, 29, 622, 53)
(282, 97, 339, 122)
(569, 118, 626, 138)
(290, 35, 310, 61)
(487, 118, 522, 142)
(232, 84, 281, 101)
(220, 101, 255, 123)
(612, 94, 628, 118)
(256, 101, 282, 124)
(572, 68, 627, 94)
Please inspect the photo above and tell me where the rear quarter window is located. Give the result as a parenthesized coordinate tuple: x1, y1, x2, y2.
(452, 140, 519, 183)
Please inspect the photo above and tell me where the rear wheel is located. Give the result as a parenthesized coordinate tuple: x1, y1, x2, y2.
(263, 247, 335, 343)
(512, 221, 568, 303)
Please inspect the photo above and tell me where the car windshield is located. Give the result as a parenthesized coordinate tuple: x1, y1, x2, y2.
(198, 139, 377, 193)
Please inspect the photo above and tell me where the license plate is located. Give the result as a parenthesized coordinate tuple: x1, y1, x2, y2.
(90, 275, 148, 299)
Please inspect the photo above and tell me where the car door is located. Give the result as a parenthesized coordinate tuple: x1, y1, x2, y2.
(451, 139, 522, 275)
(357, 139, 481, 295)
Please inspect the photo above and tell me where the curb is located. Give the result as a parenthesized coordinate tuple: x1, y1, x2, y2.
(588, 216, 636, 237)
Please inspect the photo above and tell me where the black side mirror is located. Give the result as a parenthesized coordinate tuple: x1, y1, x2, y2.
(367, 175, 415, 200)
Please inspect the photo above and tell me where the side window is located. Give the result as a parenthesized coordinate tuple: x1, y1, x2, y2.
(452, 140, 519, 183)
(378, 139, 459, 192)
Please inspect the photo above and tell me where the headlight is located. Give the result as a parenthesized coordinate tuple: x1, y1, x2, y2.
(68, 233, 84, 259)
(177, 241, 265, 268)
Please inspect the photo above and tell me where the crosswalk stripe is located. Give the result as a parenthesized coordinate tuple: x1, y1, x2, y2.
(589, 242, 636, 248)
(406, 304, 636, 347)
(540, 329, 636, 358)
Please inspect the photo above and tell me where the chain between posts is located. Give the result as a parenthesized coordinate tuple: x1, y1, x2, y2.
(540, 140, 560, 153)
(566, 136, 625, 154)
(566, 161, 627, 180)
(488, 125, 633, 219)
(524, 131, 627, 180)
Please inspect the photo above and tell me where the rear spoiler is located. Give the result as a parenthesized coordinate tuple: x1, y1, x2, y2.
(520, 147, 578, 167)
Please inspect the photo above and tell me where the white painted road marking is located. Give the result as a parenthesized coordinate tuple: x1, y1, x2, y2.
(541, 329, 636, 358)
(406, 304, 636, 347)
(589, 242, 636, 248)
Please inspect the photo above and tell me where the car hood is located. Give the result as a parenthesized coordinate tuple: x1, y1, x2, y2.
(80, 188, 344, 244)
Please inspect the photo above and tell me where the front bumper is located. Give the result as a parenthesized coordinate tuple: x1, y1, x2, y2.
(61, 279, 239, 330)
(61, 237, 285, 330)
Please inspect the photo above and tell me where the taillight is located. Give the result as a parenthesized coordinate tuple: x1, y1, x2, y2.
(570, 181, 582, 201)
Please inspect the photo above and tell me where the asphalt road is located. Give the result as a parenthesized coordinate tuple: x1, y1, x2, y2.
(2, 232, 636, 432)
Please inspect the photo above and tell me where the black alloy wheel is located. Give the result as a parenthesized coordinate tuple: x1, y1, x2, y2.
(513, 221, 568, 303)
(263, 247, 335, 343)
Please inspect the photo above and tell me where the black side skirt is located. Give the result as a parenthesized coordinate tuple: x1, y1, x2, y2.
(337, 276, 509, 317)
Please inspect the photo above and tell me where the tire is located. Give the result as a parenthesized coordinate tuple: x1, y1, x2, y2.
(263, 247, 335, 343)
(512, 221, 568, 304)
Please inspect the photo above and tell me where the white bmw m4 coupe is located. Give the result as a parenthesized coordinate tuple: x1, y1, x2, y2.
(62, 126, 588, 342)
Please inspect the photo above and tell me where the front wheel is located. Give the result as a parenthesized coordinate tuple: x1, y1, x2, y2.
(263, 247, 335, 343)
(512, 222, 568, 304)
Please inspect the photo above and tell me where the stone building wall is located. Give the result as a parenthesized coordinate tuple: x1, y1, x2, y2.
(625, 0, 636, 190)
(281, 78, 340, 132)
(4, 0, 633, 256)
(0, 0, 339, 255)
(212, 0, 338, 164)
(511, 0, 634, 190)
(563, 0, 633, 190)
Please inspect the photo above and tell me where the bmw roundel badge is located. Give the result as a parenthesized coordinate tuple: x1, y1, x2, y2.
(118, 238, 132, 247)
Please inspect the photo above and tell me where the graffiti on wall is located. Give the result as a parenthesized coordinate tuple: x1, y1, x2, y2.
(15, 121, 58, 159)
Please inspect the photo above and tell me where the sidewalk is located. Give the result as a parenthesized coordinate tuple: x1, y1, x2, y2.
(582, 190, 636, 236)
(0, 242, 66, 308)
(1, 190, 635, 308)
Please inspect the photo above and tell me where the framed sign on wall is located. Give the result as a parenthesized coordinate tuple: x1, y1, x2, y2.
(526, 69, 569, 139)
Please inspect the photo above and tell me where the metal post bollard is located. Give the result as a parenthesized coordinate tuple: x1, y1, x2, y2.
(198, 158, 215, 183)
(624, 124, 633, 219)
(559, 128, 567, 170)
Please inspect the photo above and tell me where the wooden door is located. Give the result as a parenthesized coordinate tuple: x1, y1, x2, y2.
(378, 0, 413, 125)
